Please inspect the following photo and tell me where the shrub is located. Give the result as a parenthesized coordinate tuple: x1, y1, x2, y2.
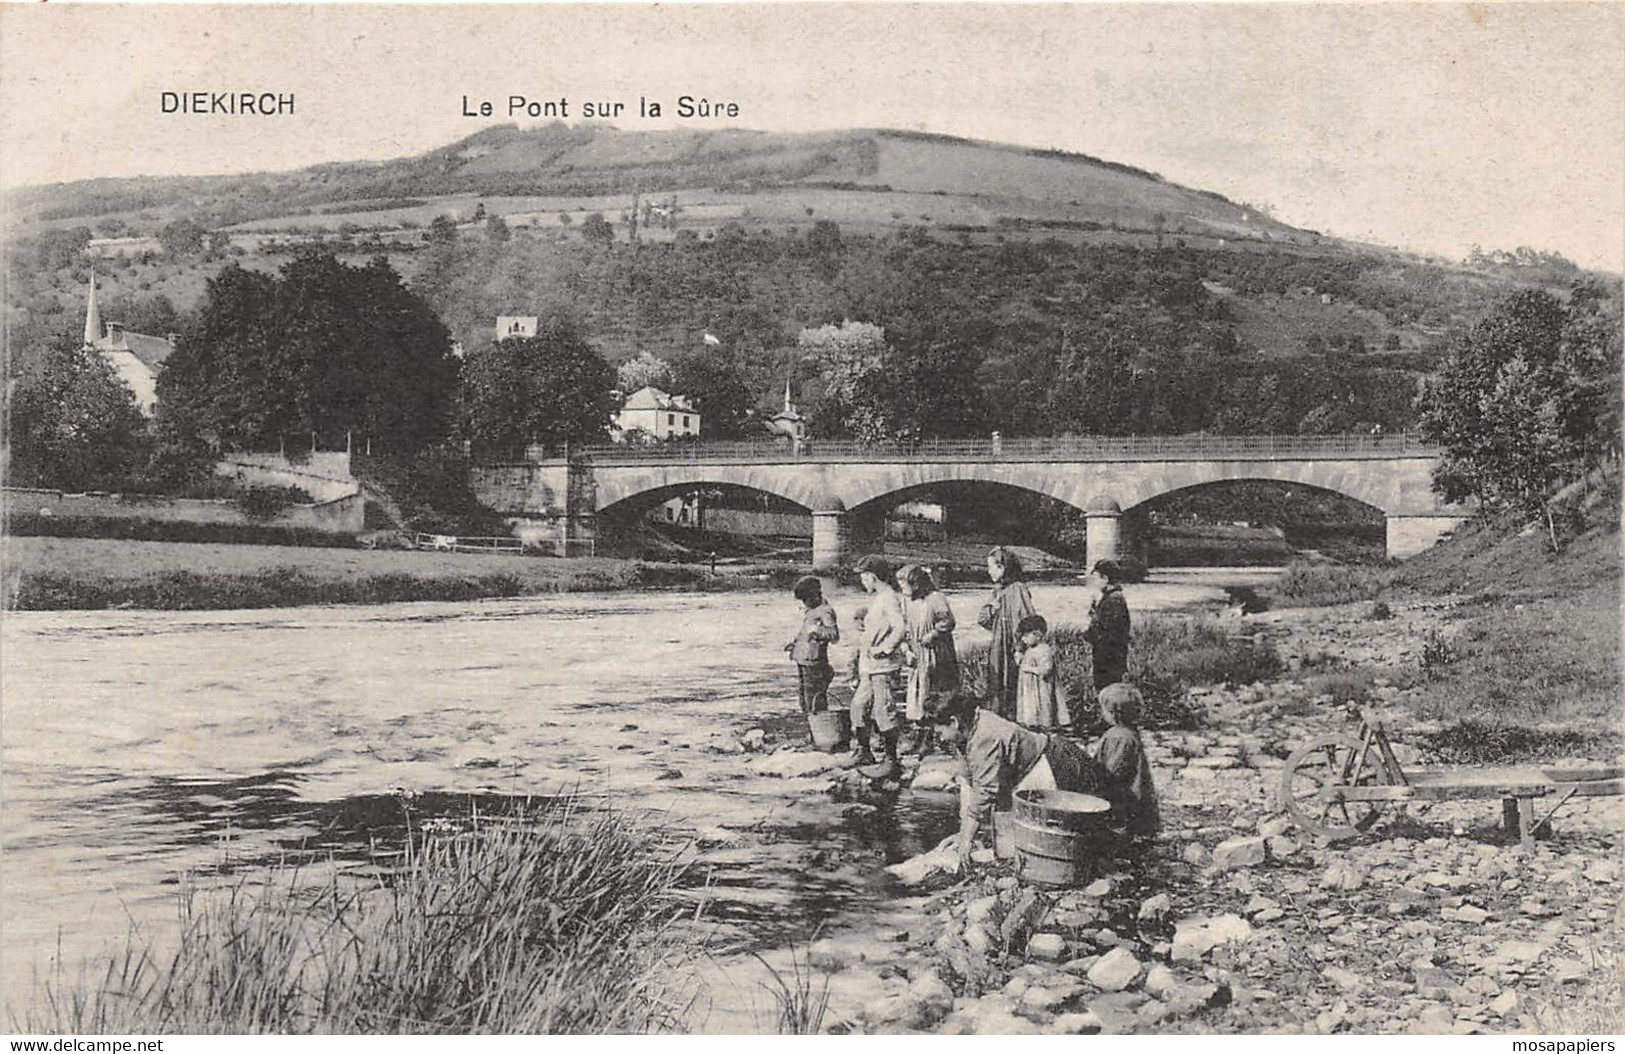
(957, 616, 1282, 731)
(235, 484, 315, 520)
(21, 797, 697, 1034)
(1267, 561, 1386, 607)
(1114, 555, 1149, 583)
(1415, 721, 1604, 765)
(1420, 629, 1458, 679)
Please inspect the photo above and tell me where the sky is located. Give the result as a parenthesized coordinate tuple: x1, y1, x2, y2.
(2, 2, 1622, 270)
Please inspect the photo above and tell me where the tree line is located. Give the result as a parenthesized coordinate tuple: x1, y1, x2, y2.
(7, 235, 1617, 532)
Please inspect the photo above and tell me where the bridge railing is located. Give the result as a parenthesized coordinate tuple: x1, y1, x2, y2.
(552, 432, 1437, 465)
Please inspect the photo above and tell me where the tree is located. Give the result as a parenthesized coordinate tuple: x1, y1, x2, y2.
(616, 350, 673, 393)
(485, 214, 510, 243)
(580, 213, 614, 247)
(428, 215, 459, 245)
(159, 218, 208, 258)
(799, 320, 896, 441)
(668, 350, 755, 439)
(158, 255, 459, 454)
(6, 334, 150, 490)
(1417, 285, 1621, 511)
(32, 226, 93, 270)
(462, 316, 617, 453)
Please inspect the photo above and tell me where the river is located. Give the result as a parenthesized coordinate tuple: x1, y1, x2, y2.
(0, 568, 1277, 1027)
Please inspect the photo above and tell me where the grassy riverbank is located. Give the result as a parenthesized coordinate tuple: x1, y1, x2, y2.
(2, 536, 799, 610)
(17, 798, 699, 1034)
(1264, 509, 1622, 757)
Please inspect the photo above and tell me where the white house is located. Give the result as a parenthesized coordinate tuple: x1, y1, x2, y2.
(82, 274, 174, 415)
(495, 315, 538, 342)
(611, 386, 701, 442)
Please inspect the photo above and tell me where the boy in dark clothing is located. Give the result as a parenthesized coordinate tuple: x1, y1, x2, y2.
(1082, 559, 1131, 690)
(785, 576, 840, 713)
(1095, 683, 1161, 839)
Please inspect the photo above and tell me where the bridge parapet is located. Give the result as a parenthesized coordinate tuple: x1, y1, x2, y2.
(555, 432, 1438, 467)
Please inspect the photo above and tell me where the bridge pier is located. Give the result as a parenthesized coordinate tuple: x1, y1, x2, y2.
(1085, 497, 1123, 570)
(1386, 513, 1467, 559)
(812, 508, 848, 572)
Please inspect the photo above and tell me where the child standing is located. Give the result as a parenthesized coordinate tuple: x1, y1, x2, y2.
(978, 547, 1038, 719)
(900, 564, 959, 756)
(1014, 614, 1067, 730)
(853, 555, 908, 777)
(1082, 559, 1131, 690)
(785, 576, 839, 714)
(1094, 683, 1161, 839)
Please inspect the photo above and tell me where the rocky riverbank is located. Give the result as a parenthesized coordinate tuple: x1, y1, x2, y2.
(723, 595, 1623, 1035)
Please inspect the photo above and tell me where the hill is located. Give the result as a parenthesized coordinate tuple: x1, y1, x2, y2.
(5, 125, 1311, 245)
(6, 121, 1598, 465)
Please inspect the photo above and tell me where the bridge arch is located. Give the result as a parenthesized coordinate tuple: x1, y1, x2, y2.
(592, 464, 838, 514)
(1111, 460, 1410, 514)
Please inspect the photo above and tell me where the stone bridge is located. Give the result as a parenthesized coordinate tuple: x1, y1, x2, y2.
(471, 434, 1468, 567)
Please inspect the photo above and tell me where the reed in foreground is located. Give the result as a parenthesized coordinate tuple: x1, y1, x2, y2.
(20, 797, 699, 1034)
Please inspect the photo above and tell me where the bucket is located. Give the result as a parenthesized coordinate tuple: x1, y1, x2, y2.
(1012, 790, 1112, 888)
(807, 710, 851, 752)
(1015, 789, 1113, 831)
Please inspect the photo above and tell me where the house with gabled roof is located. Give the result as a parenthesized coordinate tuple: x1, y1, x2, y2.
(611, 385, 701, 442)
(82, 273, 175, 415)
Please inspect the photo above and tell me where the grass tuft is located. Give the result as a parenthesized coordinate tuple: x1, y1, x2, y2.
(17, 797, 699, 1034)
(751, 944, 831, 1035)
(1414, 721, 1604, 765)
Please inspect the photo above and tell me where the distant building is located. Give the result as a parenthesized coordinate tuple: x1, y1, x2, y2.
(886, 501, 948, 542)
(82, 274, 174, 415)
(495, 315, 538, 342)
(85, 236, 163, 259)
(650, 494, 702, 528)
(611, 386, 700, 442)
(764, 380, 806, 444)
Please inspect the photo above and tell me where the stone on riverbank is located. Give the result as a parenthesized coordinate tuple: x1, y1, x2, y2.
(1212, 835, 1268, 871)
(1172, 914, 1253, 962)
(1087, 947, 1143, 992)
(866, 969, 955, 1030)
(749, 750, 840, 779)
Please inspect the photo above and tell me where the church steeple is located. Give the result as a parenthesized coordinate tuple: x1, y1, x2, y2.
(83, 272, 102, 346)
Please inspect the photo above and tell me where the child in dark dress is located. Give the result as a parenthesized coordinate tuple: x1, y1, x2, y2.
(1094, 683, 1161, 840)
(785, 576, 839, 713)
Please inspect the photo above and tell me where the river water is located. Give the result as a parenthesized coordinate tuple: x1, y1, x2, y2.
(0, 568, 1275, 1025)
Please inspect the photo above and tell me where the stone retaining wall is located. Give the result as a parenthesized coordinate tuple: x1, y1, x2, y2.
(5, 486, 364, 533)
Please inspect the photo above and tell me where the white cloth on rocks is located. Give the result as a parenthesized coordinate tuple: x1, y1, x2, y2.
(886, 834, 961, 885)
(887, 756, 1058, 886)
